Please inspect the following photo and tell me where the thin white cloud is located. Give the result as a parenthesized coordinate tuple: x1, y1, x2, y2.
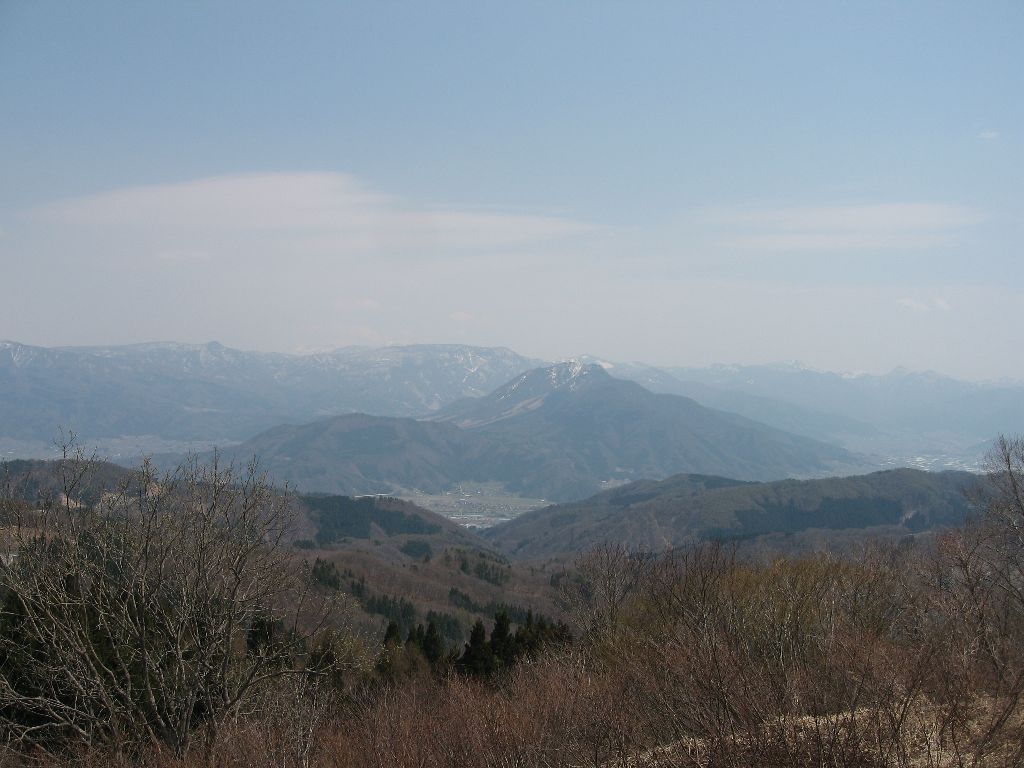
(729, 231, 957, 251)
(333, 297, 381, 312)
(154, 249, 214, 263)
(898, 296, 951, 313)
(29, 172, 594, 260)
(898, 298, 931, 313)
(727, 203, 985, 231)
(978, 130, 999, 141)
(698, 202, 986, 253)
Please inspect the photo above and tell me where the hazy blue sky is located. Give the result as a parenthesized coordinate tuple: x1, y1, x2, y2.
(1, 2, 1021, 379)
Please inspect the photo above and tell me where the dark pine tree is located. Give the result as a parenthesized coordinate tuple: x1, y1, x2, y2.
(382, 620, 402, 647)
(490, 610, 515, 667)
(406, 623, 426, 650)
(458, 619, 495, 676)
(422, 620, 445, 666)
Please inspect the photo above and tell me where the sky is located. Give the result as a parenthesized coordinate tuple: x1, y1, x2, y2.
(0, 1, 1021, 380)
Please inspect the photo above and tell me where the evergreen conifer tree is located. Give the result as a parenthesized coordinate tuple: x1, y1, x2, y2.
(422, 620, 445, 666)
(382, 620, 402, 647)
(406, 623, 426, 650)
(490, 610, 515, 667)
(458, 618, 494, 676)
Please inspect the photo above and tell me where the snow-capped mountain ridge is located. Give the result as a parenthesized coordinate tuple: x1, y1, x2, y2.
(0, 340, 541, 443)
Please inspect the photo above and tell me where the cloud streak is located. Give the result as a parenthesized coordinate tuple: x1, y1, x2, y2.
(30, 172, 595, 261)
(898, 296, 951, 313)
(698, 202, 986, 253)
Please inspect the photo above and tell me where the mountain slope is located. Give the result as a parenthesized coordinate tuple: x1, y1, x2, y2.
(483, 468, 979, 559)
(435, 362, 867, 492)
(576, 358, 879, 444)
(223, 414, 488, 496)
(225, 363, 869, 502)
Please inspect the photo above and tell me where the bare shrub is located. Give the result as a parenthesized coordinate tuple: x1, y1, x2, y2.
(0, 445, 355, 759)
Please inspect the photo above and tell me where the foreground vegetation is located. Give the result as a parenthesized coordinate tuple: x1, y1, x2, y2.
(0, 440, 1022, 766)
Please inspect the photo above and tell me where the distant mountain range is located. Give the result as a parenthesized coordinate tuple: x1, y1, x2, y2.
(585, 359, 881, 444)
(663, 363, 1024, 463)
(483, 467, 980, 560)
(219, 362, 868, 501)
(0, 340, 539, 448)
(2, 339, 1017, 475)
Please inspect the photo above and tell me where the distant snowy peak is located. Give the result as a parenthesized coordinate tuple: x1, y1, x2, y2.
(0, 341, 544, 437)
(431, 361, 615, 429)
(549, 359, 603, 390)
(0, 341, 32, 367)
(576, 354, 616, 370)
(2, 340, 536, 385)
(496, 361, 607, 401)
(0, 341, 63, 369)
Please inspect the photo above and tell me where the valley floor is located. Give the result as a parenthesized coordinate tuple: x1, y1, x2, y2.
(396, 481, 550, 527)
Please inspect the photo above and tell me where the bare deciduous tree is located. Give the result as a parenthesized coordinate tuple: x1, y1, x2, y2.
(0, 444, 354, 758)
(562, 542, 652, 640)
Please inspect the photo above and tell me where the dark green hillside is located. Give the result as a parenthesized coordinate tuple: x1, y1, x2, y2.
(306, 494, 443, 542)
(484, 468, 978, 559)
